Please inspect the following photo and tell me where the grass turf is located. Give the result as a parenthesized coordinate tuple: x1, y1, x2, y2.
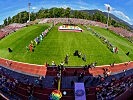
(0, 24, 133, 66)
(90, 26, 133, 62)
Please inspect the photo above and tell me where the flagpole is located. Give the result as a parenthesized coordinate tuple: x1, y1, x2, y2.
(28, 3, 31, 22)
(107, 7, 110, 29)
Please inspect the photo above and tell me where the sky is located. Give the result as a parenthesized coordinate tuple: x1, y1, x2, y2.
(0, 0, 133, 25)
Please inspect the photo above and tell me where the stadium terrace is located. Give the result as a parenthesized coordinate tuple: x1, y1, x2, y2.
(0, 17, 133, 100)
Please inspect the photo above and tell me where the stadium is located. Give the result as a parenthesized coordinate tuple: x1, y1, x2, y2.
(0, 1, 133, 100)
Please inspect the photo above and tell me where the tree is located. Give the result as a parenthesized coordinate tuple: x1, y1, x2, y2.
(30, 12, 36, 21)
(3, 18, 8, 26)
(1, 7, 130, 30)
(22, 11, 29, 23)
(7, 17, 12, 25)
(64, 7, 71, 18)
(36, 8, 45, 18)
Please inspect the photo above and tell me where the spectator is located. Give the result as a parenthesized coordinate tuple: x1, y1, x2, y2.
(8, 48, 12, 52)
(52, 61, 56, 66)
(82, 55, 86, 62)
(71, 80, 74, 87)
(78, 52, 82, 58)
(60, 61, 64, 71)
(64, 54, 69, 64)
(57, 72, 61, 79)
(6, 60, 12, 67)
(84, 78, 89, 85)
(74, 70, 77, 76)
(57, 65, 61, 71)
(80, 72, 84, 79)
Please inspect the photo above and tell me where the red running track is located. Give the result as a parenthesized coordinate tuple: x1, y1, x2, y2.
(89, 61, 133, 76)
(0, 58, 47, 76)
(0, 57, 133, 76)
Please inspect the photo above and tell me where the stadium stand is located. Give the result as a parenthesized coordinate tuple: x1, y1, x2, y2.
(0, 57, 133, 100)
(0, 18, 133, 100)
(39, 18, 133, 37)
(1, 18, 133, 40)
(0, 23, 26, 39)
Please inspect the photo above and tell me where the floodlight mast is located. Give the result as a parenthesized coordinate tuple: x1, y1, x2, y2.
(107, 6, 110, 29)
(28, 3, 31, 22)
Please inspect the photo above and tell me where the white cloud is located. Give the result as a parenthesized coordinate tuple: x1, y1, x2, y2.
(98, 9, 102, 11)
(104, 4, 132, 24)
(112, 10, 133, 24)
(79, 6, 88, 10)
(104, 4, 113, 11)
(60, 5, 69, 9)
(32, 7, 37, 10)
(113, 10, 130, 21)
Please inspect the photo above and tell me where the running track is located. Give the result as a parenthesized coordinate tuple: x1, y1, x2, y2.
(0, 58, 47, 76)
(0, 57, 133, 76)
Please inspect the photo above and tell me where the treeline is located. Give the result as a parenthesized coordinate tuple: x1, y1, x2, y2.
(2, 7, 130, 30)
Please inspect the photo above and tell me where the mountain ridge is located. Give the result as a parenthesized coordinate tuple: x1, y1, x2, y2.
(80, 9, 133, 30)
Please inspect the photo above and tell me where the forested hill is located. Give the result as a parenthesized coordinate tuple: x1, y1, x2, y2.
(1, 7, 132, 30)
(81, 9, 133, 30)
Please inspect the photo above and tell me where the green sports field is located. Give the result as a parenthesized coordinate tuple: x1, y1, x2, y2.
(0, 24, 133, 66)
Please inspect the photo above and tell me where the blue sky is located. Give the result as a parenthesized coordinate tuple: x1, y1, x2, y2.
(0, 0, 133, 25)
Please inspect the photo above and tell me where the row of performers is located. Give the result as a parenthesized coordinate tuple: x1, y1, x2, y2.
(26, 29, 49, 52)
(26, 24, 53, 52)
(112, 47, 118, 53)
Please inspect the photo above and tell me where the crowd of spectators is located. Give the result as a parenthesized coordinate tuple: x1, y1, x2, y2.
(39, 18, 133, 38)
(0, 23, 26, 39)
(0, 62, 133, 100)
(0, 74, 15, 94)
(109, 26, 133, 37)
(1, 18, 133, 41)
(96, 74, 133, 100)
(0, 65, 58, 99)
(45, 18, 107, 27)
(0, 18, 133, 100)
(0, 68, 19, 99)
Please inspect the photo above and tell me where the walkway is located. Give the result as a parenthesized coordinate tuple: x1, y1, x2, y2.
(89, 61, 133, 76)
(0, 57, 133, 77)
(0, 58, 47, 76)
